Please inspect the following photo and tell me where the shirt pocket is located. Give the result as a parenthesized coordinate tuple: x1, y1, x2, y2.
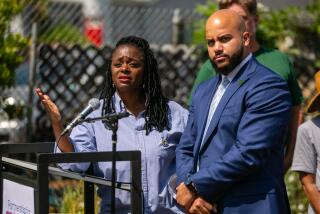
(158, 131, 177, 160)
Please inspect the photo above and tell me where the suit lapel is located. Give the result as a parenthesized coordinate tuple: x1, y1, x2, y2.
(199, 59, 257, 152)
(198, 77, 220, 136)
(193, 77, 220, 161)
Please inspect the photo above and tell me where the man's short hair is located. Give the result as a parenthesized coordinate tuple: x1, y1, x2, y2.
(218, 0, 258, 16)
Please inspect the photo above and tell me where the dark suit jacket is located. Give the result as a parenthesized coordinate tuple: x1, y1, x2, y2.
(176, 57, 291, 213)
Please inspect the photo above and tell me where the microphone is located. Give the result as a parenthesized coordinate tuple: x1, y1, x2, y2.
(102, 111, 130, 121)
(60, 98, 100, 136)
(80, 111, 130, 123)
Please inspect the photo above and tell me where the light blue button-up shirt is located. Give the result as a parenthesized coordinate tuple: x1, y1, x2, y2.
(56, 94, 188, 213)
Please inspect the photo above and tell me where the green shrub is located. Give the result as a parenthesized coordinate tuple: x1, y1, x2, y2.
(49, 179, 100, 214)
(192, 0, 320, 73)
(285, 171, 308, 213)
(0, 0, 28, 89)
(38, 23, 89, 45)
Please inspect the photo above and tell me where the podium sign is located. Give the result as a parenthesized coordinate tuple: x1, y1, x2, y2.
(2, 179, 35, 214)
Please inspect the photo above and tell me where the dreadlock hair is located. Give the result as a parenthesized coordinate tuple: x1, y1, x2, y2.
(100, 36, 169, 135)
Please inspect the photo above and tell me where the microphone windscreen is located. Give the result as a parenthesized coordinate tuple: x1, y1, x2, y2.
(88, 98, 100, 110)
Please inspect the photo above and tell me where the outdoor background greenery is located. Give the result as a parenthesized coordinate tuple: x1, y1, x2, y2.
(49, 179, 100, 213)
(193, 0, 320, 84)
(1, 0, 319, 213)
(0, 0, 88, 90)
(0, 0, 28, 89)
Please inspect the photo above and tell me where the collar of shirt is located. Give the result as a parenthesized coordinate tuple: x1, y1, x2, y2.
(113, 92, 145, 119)
(221, 53, 252, 83)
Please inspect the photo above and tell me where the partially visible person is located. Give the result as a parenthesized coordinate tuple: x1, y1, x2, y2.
(292, 71, 320, 214)
(190, 0, 303, 173)
(176, 9, 291, 214)
(36, 36, 188, 213)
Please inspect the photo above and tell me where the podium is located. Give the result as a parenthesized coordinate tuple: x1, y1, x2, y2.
(0, 143, 142, 214)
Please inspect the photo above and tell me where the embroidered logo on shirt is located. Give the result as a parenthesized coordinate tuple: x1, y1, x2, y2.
(160, 138, 169, 147)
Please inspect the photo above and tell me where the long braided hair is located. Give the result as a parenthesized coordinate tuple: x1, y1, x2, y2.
(100, 36, 169, 134)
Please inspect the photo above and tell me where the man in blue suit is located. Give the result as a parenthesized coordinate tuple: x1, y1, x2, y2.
(176, 9, 292, 214)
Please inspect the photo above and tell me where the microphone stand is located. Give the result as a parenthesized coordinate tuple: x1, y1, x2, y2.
(106, 117, 118, 214)
(81, 112, 129, 214)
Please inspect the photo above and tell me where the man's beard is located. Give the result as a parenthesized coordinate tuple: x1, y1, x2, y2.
(210, 46, 244, 75)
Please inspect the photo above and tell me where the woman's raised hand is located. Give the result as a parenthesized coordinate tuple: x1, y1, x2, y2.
(35, 88, 61, 124)
(35, 88, 74, 152)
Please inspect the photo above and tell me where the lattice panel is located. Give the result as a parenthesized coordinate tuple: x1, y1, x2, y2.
(294, 56, 317, 100)
(34, 44, 112, 140)
(33, 43, 316, 142)
(33, 44, 204, 141)
(153, 44, 207, 105)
